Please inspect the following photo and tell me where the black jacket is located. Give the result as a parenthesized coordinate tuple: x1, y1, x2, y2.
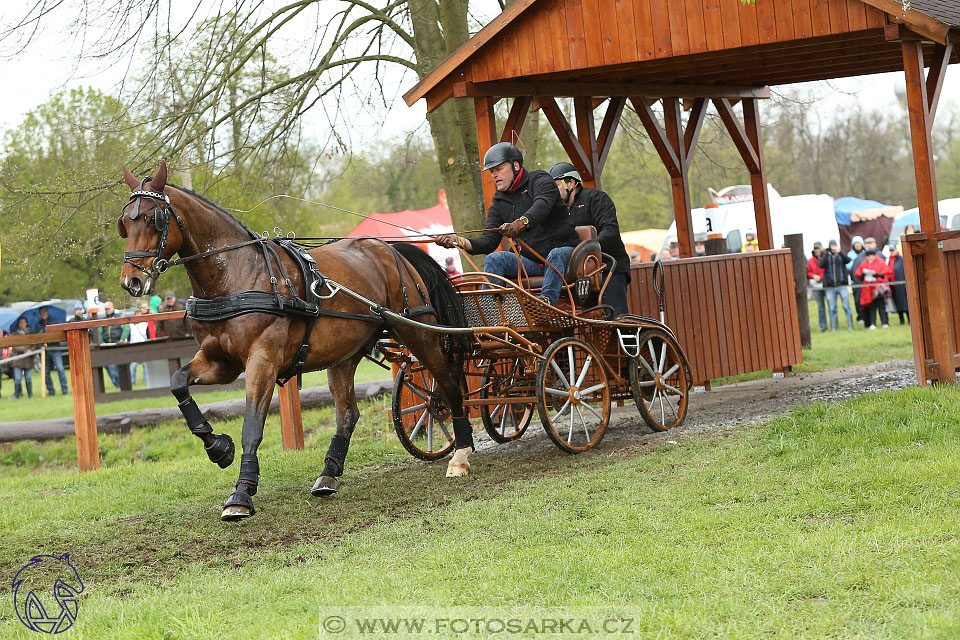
(818, 250, 850, 287)
(568, 186, 630, 278)
(468, 169, 580, 262)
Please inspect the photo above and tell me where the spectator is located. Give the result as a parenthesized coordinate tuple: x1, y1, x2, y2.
(129, 304, 150, 384)
(157, 290, 191, 339)
(32, 306, 69, 396)
(443, 256, 461, 278)
(743, 244, 758, 253)
(659, 248, 672, 261)
(99, 300, 130, 388)
(741, 228, 759, 253)
(11, 317, 35, 399)
(818, 239, 854, 330)
(887, 244, 909, 325)
(630, 251, 643, 266)
(668, 240, 680, 259)
(694, 233, 707, 257)
(854, 248, 891, 329)
(847, 236, 866, 324)
(806, 242, 827, 333)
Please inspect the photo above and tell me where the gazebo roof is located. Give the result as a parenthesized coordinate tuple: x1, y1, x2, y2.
(404, 0, 958, 110)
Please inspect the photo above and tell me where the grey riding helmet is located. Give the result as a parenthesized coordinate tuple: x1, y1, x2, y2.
(547, 162, 582, 183)
(482, 142, 523, 171)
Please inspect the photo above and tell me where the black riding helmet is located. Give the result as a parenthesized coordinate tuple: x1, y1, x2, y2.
(547, 162, 582, 183)
(482, 142, 523, 171)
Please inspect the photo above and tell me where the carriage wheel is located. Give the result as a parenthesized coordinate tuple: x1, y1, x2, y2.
(535, 337, 610, 454)
(392, 364, 455, 461)
(629, 328, 692, 432)
(479, 358, 533, 443)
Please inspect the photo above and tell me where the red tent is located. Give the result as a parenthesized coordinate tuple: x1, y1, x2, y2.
(345, 191, 463, 273)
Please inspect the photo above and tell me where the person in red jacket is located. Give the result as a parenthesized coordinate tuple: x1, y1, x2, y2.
(806, 242, 827, 332)
(854, 248, 891, 329)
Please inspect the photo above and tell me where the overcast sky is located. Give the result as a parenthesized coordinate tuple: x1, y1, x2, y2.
(1, 4, 958, 147)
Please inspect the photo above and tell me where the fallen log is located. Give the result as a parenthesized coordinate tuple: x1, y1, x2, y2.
(0, 379, 393, 442)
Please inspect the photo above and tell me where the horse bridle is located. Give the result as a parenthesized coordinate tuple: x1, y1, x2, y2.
(117, 177, 184, 280)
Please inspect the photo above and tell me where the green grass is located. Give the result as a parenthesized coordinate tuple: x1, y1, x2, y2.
(2, 382, 960, 638)
(0, 359, 388, 423)
(710, 300, 914, 386)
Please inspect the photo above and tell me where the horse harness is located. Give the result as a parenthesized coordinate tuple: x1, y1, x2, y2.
(119, 182, 438, 387)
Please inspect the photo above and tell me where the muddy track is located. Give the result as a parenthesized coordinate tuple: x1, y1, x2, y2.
(471, 360, 920, 456)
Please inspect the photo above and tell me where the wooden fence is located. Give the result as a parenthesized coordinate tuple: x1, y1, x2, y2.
(627, 249, 803, 387)
(902, 230, 960, 383)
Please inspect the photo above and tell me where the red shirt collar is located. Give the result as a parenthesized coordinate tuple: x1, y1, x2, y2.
(507, 168, 524, 192)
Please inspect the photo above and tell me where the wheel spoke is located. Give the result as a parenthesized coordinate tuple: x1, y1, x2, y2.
(637, 354, 657, 379)
(567, 346, 576, 390)
(647, 388, 660, 413)
(647, 341, 658, 371)
(401, 402, 428, 415)
(405, 383, 430, 401)
(579, 382, 606, 396)
(552, 399, 571, 422)
(490, 403, 503, 419)
(658, 393, 666, 425)
(427, 413, 434, 451)
(663, 394, 679, 421)
(575, 356, 593, 389)
(409, 409, 428, 440)
(663, 383, 684, 396)
(567, 403, 575, 443)
(581, 400, 604, 421)
(658, 341, 667, 374)
(663, 363, 680, 379)
(576, 406, 592, 441)
(549, 360, 571, 389)
(499, 405, 509, 434)
(437, 419, 452, 442)
(545, 386, 569, 398)
(636, 380, 656, 387)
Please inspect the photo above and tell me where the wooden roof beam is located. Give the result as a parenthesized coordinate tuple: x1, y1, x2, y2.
(454, 81, 770, 100)
(858, 0, 950, 44)
(538, 96, 594, 182)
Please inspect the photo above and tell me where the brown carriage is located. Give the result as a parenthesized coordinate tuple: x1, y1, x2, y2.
(379, 226, 692, 459)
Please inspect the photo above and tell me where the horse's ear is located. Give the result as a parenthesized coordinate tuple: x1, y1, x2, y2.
(121, 166, 139, 190)
(151, 160, 168, 191)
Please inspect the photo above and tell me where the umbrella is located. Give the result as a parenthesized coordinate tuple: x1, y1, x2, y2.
(8, 302, 67, 334)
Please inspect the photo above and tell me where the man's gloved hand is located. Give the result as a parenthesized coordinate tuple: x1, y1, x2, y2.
(435, 234, 464, 249)
(499, 219, 526, 239)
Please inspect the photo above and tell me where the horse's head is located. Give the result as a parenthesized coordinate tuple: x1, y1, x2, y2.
(118, 160, 185, 297)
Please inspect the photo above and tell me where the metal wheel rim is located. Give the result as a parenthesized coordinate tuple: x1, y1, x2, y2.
(480, 358, 533, 442)
(393, 366, 455, 459)
(631, 330, 689, 431)
(537, 338, 610, 453)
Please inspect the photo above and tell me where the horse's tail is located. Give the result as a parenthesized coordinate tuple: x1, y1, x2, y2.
(391, 242, 471, 357)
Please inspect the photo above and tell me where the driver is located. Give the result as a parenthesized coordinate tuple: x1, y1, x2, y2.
(435, 143, 580, 306)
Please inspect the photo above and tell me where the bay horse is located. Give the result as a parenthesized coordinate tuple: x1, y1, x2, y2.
(117, 161, 474, 521)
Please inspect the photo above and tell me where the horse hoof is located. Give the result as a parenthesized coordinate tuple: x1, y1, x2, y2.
(445, 448, 471, 478)
(221, 505, 253, 521)
(206, 434, 235, 469)
(311, 475, 340, 497)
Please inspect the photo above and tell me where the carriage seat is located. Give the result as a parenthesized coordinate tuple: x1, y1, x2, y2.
(520, 226, 603, 291)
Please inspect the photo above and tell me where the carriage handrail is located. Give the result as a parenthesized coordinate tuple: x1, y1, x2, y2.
(325, 279, 475, 334)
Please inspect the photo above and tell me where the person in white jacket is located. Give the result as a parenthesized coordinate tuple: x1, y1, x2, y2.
(129, 302, 150, 385)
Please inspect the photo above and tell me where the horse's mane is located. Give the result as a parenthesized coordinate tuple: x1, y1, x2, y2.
(167, 184, 258, 239)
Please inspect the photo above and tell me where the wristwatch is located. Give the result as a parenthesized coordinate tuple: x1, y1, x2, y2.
(519, 215, 530, 227)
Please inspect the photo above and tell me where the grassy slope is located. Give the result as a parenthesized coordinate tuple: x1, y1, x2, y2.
(2, 383, 960, 638)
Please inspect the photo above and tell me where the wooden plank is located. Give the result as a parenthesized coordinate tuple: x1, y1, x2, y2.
(725, 257, 746, 374)
(615, 0, 640, 61)
(501, 26, 522, 78)
(865, 4, 885, 28)
(456, 80, 771, 99)
(633, 0, 657, 60)
(501, 96, 533, 143)
(827, 0, 850, 34)
(744, 99, 774, 252)
(596, 96, 626, 175)
(0, 331, 67, 348)
(781, 251, 803, 365)
(719, 0, 742, 49)
(539, 96, 593, 180)
(648, 0, 674, 57)
(598, 0, 624, 65)
(581, 0, 606, 67)
(516, 20, 539, 76)
(927, 43, 954, 123)
(549, 0, 573, 70)
(664, 98, 695, 259)
(683, 0, 708, 54)
(773, 0, 796, 41)
(755, 255, 774, 371)
(700, 261, 722, 379)
(792, 0, 814, 39)
(858, 0, 949, 43)
(740, 257, 761, 372)
(683, 97, 708, 164)
(701, 0, 724, 51)
(756, 0, 778, 42)
(738, 0, 760, 46)
(574, 97, 600, 187)
(846, 0, 867, 31)
(564, 0, 589, 68)
(48, 310, 185, 332)
(533, 5, 556, 74)
(709, 260, 730, 376)
(485, 37, 506, 81)
(714, 98, 760, 172)
(67, 329, 99, 471)
(667, 0, 691, 56)
(632, 97, 681, 177)
(768, 252, 788, 365)
(472, 51, 489, 83)
(810, 0, 832, 36)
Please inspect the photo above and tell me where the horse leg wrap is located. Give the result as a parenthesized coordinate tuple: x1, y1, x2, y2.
(452, 416, 474, 452)
(322, 434, 350, 477)
(235, 454, 259, 496)
(179, 397, 212, 435)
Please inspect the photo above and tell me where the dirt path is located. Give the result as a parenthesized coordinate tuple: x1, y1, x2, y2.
(473, 360, 920, 456)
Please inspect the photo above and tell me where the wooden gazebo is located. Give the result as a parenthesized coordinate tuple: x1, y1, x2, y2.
(404, 0, 959, 387)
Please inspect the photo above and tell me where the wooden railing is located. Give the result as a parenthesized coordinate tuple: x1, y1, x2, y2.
(901, 230, 960, 384)
(0, 311, 305, 472)
(627, 249, 803, 387)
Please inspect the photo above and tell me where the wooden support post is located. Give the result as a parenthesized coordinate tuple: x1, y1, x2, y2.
(539, 96, 594, 183)
(474, 96, 499, 209)
(596, 97, 626, 178)
(574, 97, 599, 188)
(277, 382, 305, 450)
(500, 96, 532, 143)
(902, 40, 956, 383)
(785, 234, 812, 349)
(66, 329, 100, 471)
(744, 99, 774, 251)
(663, 98, 695, 258)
